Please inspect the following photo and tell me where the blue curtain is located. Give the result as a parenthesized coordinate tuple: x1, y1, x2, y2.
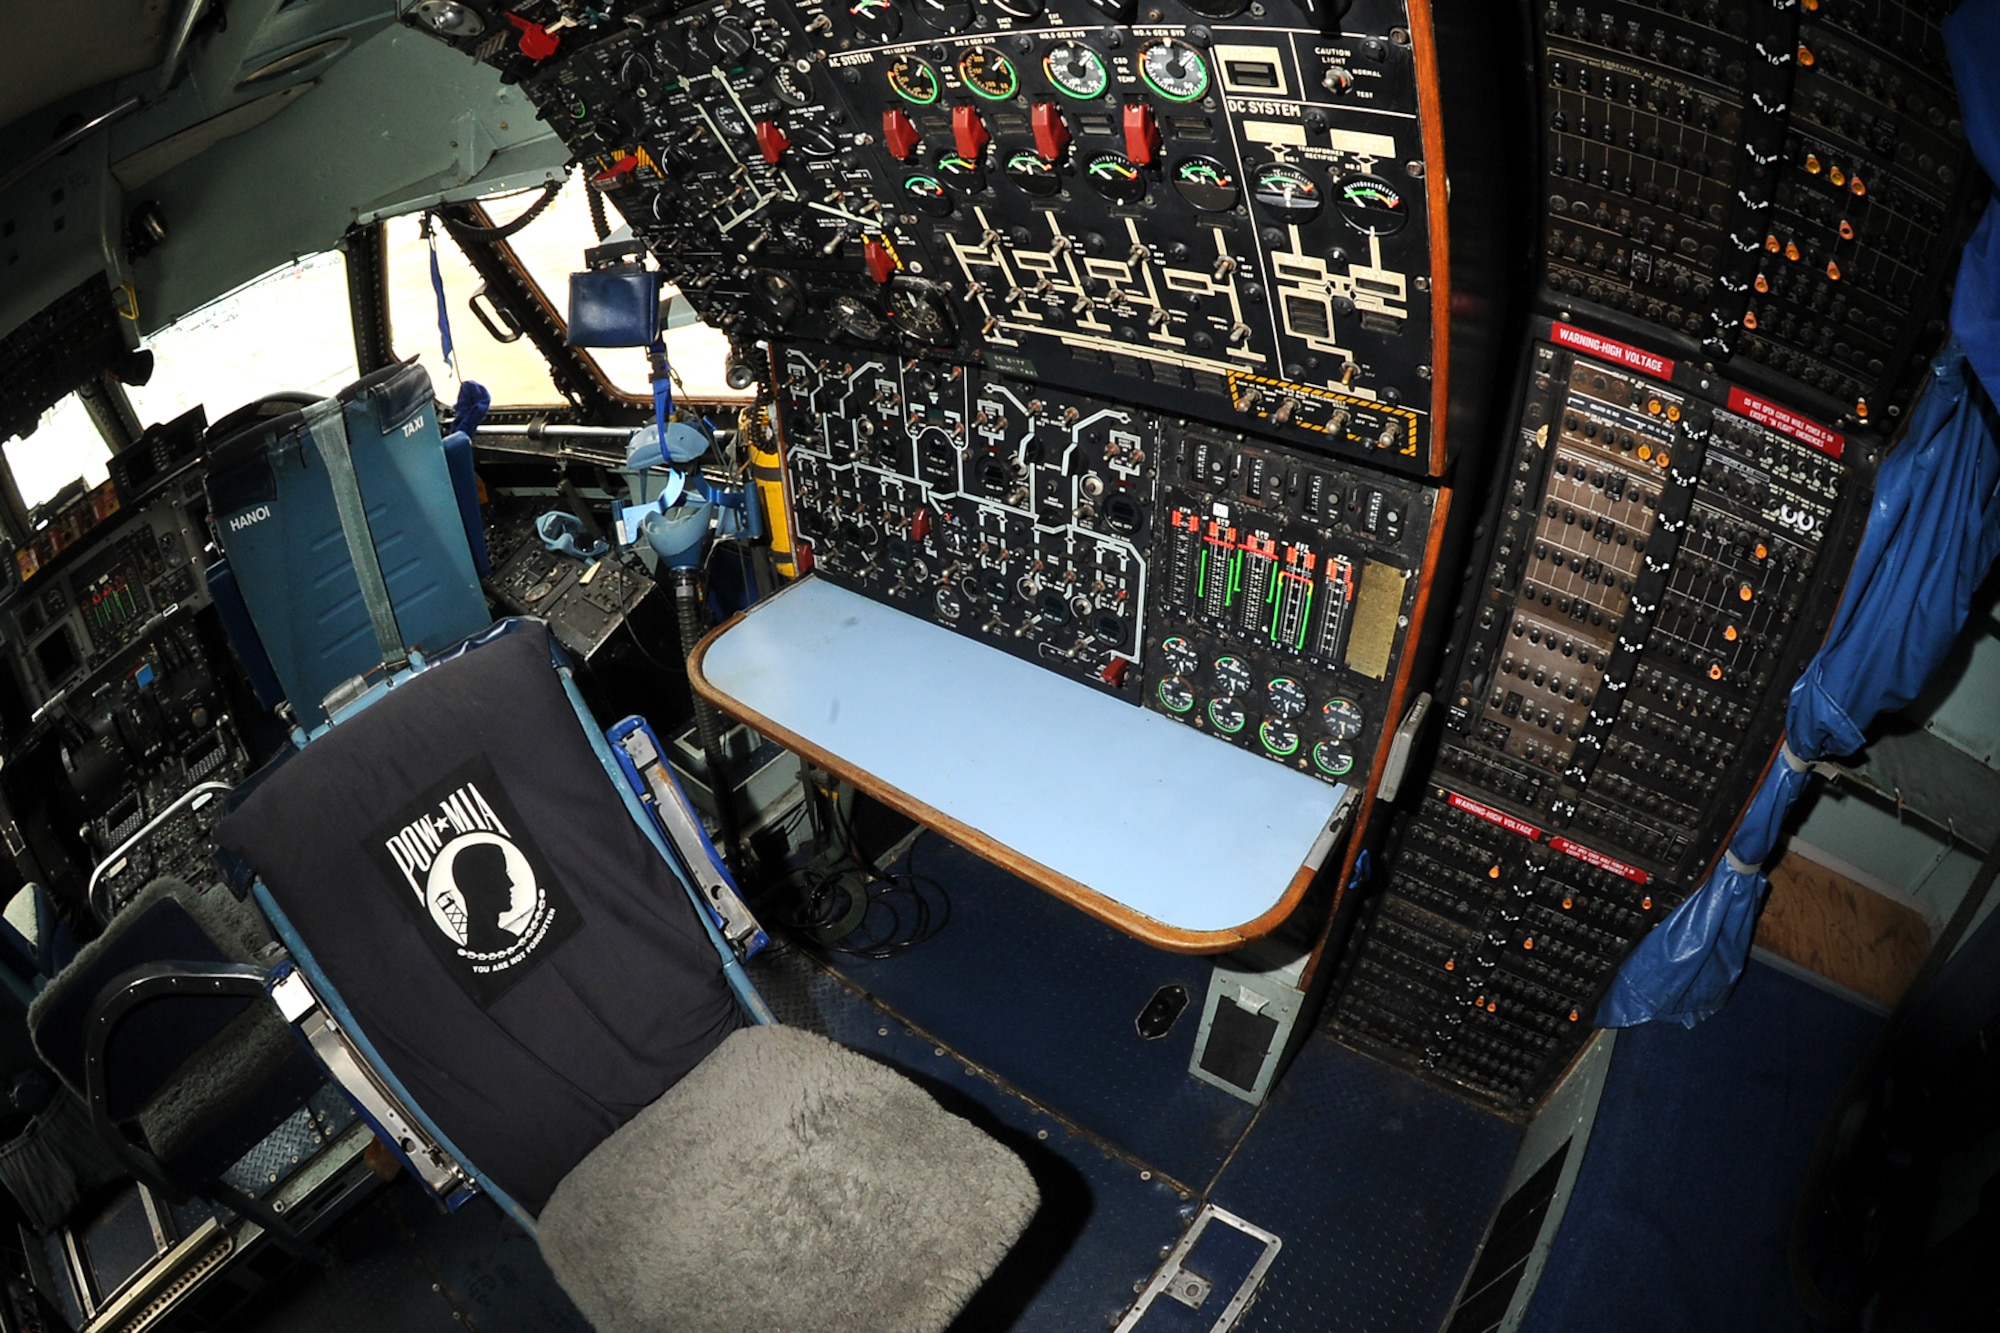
(1598, 0, 2000, 1027)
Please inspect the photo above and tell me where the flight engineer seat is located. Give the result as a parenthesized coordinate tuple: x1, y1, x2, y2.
(207, 612, 1037, 1331)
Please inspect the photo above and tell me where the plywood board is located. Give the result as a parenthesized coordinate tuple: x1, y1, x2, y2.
(1755, 854, 1931, 1009)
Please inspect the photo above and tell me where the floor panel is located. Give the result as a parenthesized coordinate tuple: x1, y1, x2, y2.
(804, 834, 1258, 1191)
(1211, 1034, 1521, 1333)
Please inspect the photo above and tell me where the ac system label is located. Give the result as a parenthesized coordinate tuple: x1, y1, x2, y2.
(1550, 323, 1676, 381)
(1726, 387, 1846, 459)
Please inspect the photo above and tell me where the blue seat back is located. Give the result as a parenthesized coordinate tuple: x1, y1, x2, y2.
(204, 363, 488, 727)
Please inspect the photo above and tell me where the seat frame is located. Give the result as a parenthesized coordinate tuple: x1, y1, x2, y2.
(242, 617, 770, 1232)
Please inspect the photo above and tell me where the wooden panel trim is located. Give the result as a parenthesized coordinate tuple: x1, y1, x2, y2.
(687, 604, 1327, 954)
(1411, 0, 1452, 478)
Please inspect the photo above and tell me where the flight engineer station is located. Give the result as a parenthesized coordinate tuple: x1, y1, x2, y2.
(0, 0, 1993, 1330)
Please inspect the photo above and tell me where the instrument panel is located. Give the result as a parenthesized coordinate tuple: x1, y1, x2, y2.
(1324, 0, 1978, 1112)
(776, 342, 1434, 782)
(479, 0, 1464, 475)
(10, 515, 205, 706)
(416, 0, 1500, 798)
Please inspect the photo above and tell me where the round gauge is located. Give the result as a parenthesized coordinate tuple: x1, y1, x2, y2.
(1004, 150, 1062, 196)
(710, 15, 753, 62)
(887, 54, 941, 104)
(618, 51, 658, 90)
(1213, 655, 1251, 697)
(1138, 38, 1210, 103)
(1085, 151, 1147, 204)
(913, 0, 973, 32)
(1044, 42, 1109, 100)
(1208, 698, 1248, 734)
(831, 293, 887, 341)
(772, 63, 815, 107)
(934, 585, 965, 621)
(1321, 697, 1364, 739)
(712, 103, 750, 141)
(903, 173, 952, 216)
(1337, 174, 1410, 235)
(1251, 164, 1323, 221)
(1259, 720, 1302, 757)
(790, 123, 839, 157)
(1267, 676, 1308, 718)
(889, 283, 957, 345)
(959, 46, 1020, 100)
(1312, 740, 1356, 777)
(1158, 677, 1196, 714)
(753, 271, 802, 325)
(1182, 0, 1246, 14)
(1161, 635, 1199, 676)
(1173, 156, 1239, 212)
(936, 151, 985, 189)
(1000, 149, 1064, 196)
(993, 0, 1042, 15)
(848, 0, 902, 40)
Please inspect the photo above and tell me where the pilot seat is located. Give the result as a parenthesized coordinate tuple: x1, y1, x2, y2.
(211, 616, 1038, 1331)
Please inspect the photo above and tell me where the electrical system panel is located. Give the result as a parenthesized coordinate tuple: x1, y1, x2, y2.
(1334, 321, 1877, 1105)
(1533, 0, 1979, 430)
(1330, 0, 1980, 1112)
(511, 0, 1461, 475)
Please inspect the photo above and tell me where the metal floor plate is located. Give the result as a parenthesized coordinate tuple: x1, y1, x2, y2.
(1208, 1032, 1521, 1333)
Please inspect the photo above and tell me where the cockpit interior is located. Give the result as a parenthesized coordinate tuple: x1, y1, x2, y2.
(0, 1, 1993, 1331)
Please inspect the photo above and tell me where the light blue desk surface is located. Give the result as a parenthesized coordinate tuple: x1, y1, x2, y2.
(694, 577, 1350, 942)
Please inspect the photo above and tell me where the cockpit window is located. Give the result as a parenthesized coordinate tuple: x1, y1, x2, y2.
(385, 202, 569, 407)
(499, 178, 743, 402)
(386, 177, 747, 407)
(3, 395, 109, 512)
(124, 252, 360, 429)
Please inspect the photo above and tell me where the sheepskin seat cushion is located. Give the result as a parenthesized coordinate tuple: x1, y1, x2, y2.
(537, 1024, 1037, 1333)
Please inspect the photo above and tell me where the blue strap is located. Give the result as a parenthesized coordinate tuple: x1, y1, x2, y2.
(650, 338, 673, 436)
(426, 216, 456, 377)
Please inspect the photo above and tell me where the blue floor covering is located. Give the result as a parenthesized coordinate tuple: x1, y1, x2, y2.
(1216, 1033, 1522, 1333)
(1519, 959, 1883, 1333)
(803, 835, 1524, 1333)
(251, 1182, 589, 1333)
(810, 834, 1259, 1192)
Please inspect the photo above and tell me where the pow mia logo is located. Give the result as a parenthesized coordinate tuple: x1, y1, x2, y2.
(368, 756, 580, 1005)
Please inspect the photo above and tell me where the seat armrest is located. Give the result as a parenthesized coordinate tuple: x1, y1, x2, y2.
(82, 962, 271, 1196)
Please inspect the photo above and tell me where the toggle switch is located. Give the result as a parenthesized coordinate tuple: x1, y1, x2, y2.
(882, 107, 922, 161)
(1031, 102, 1070, 162)
(754, 121, 789, 164)
(952, 104, 990, 162)
(1122, 102, 1162, 166)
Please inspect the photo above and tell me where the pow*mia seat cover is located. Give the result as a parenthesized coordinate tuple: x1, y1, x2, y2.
(216, 621, 745, 1213)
